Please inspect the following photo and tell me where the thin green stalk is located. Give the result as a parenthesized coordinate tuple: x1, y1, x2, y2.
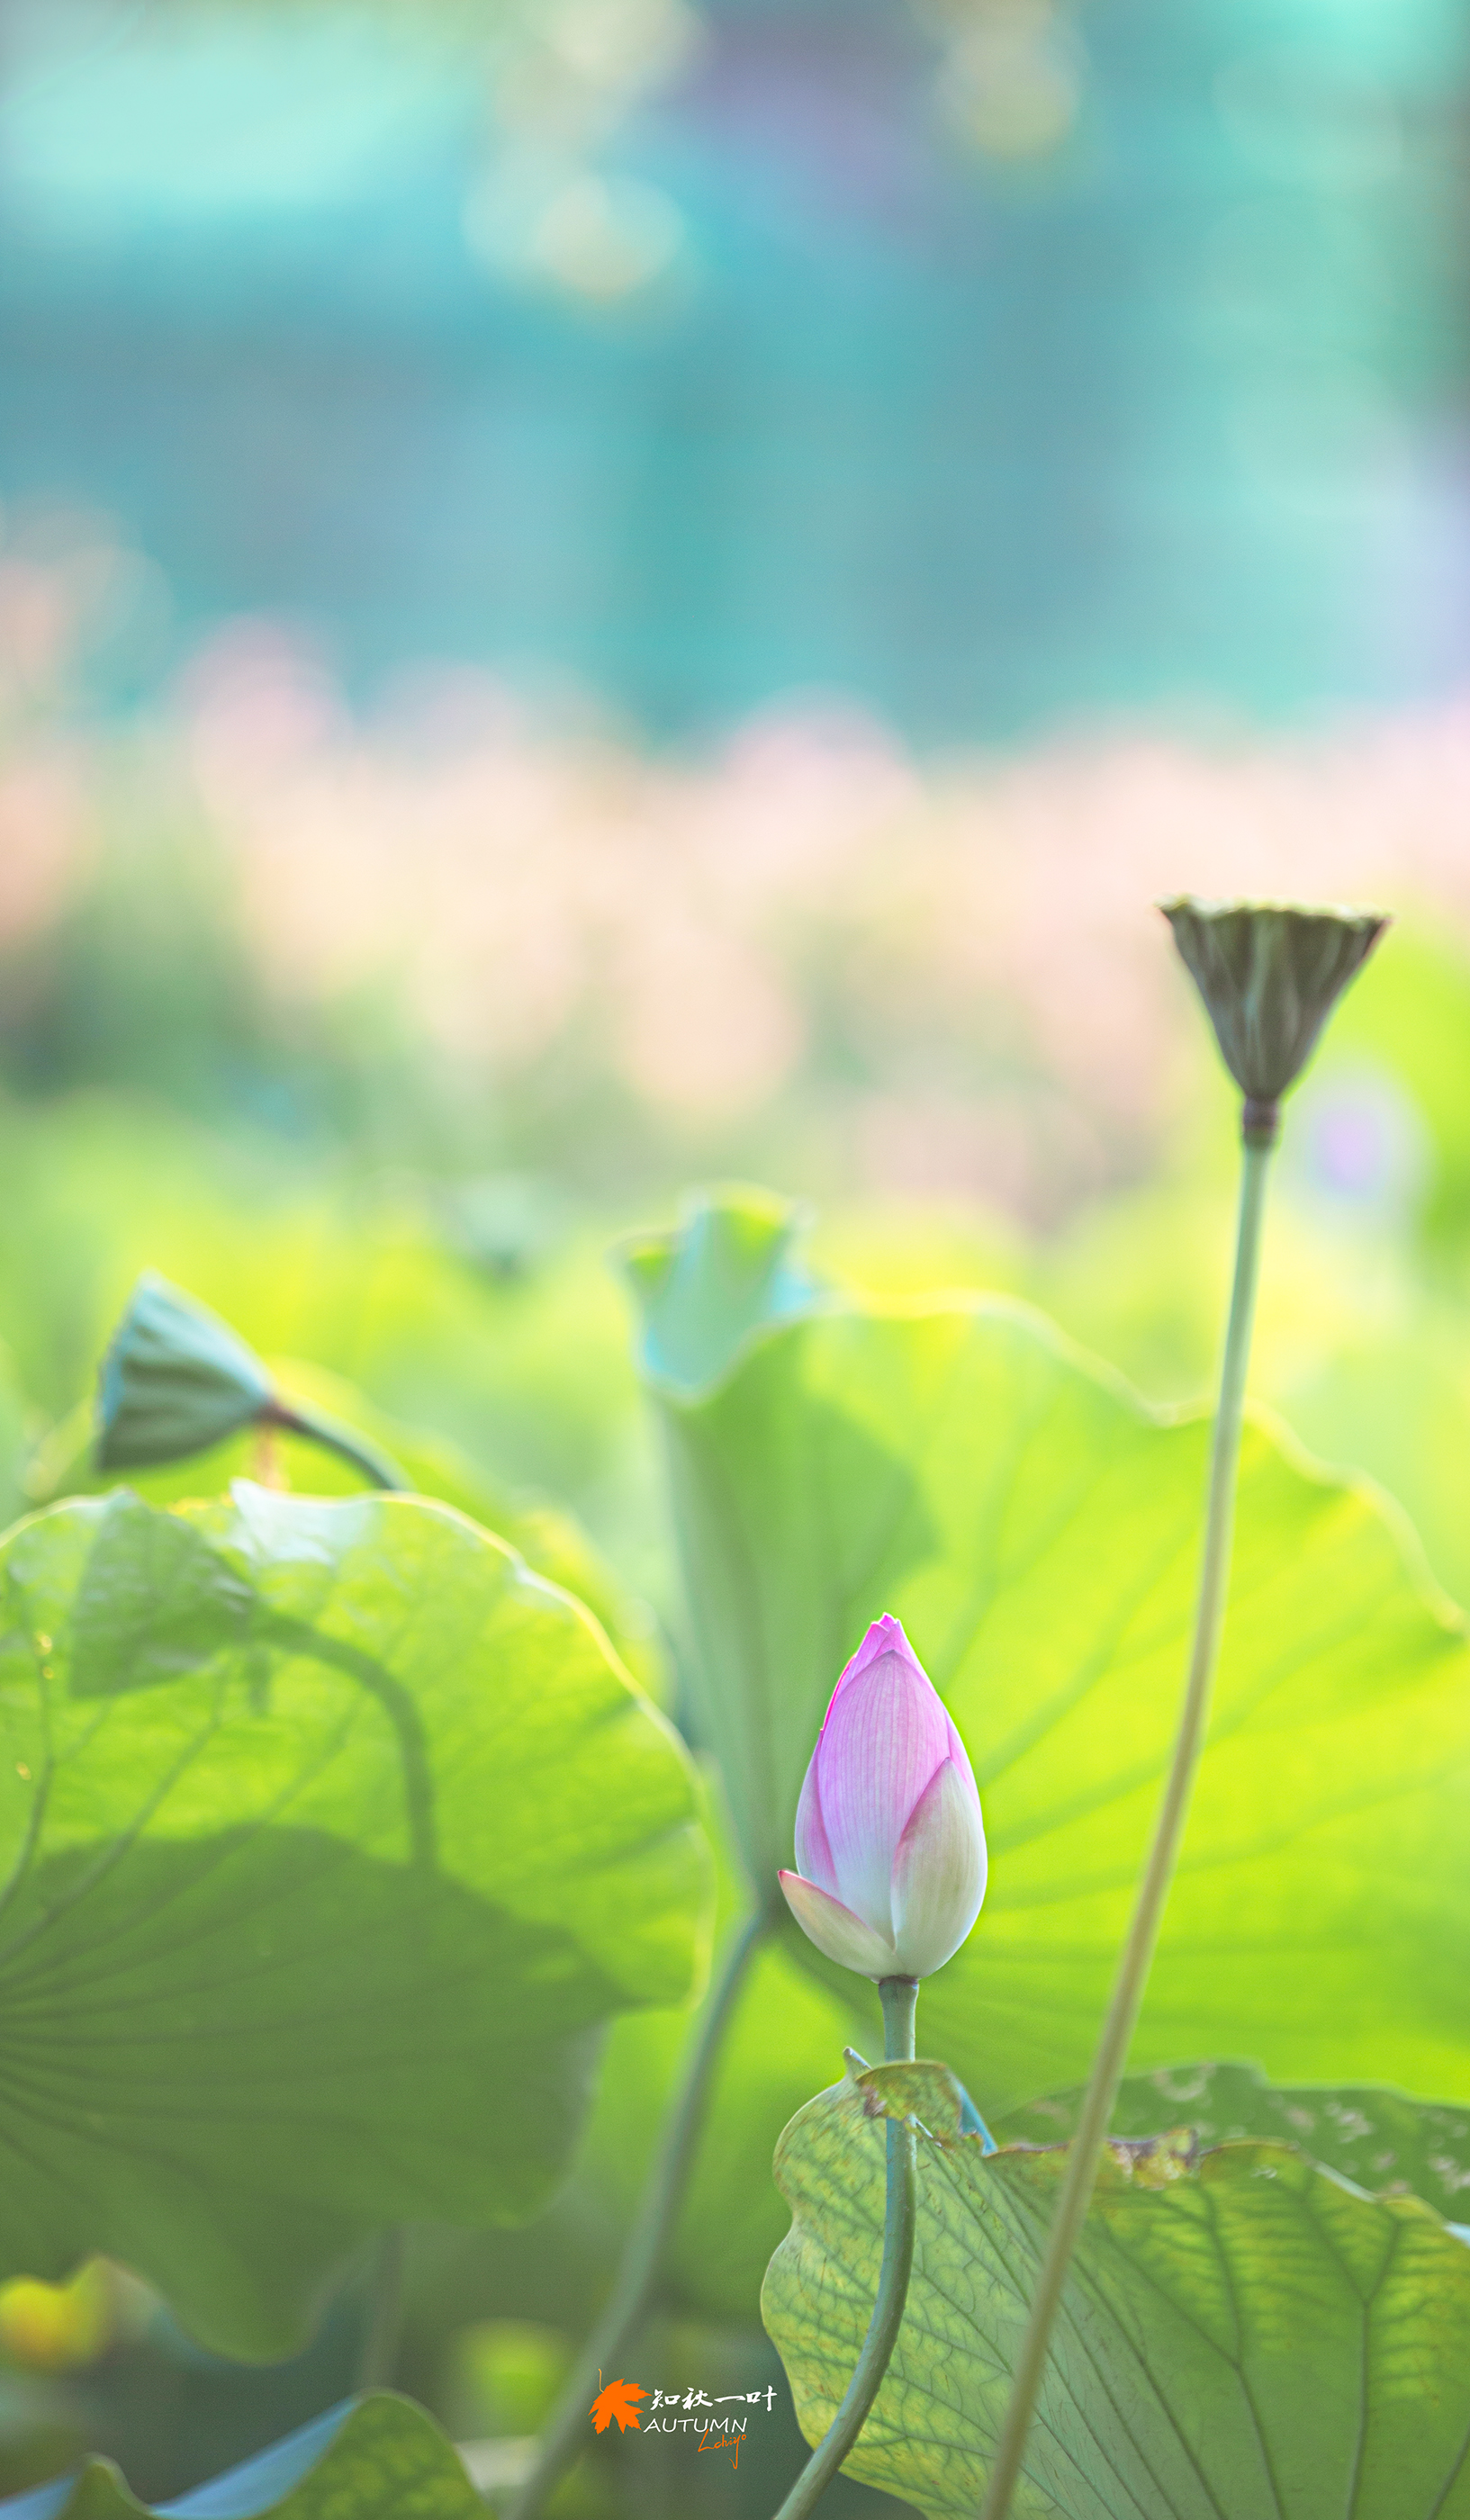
(356, 2224, 406, 2390)
(507, 1904, 772, 2520)
(770, 1974, 920, 2520)
(261, 1398, 406, 1493)
(275, 1419, 405, 2390)
(978, 1128, 1275, 2520)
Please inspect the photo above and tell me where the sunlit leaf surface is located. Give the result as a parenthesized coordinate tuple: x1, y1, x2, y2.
(763, 2061, 1470, 2520)
(0, 1487, 707, 2354)
(630, 1194, 1470, 2116)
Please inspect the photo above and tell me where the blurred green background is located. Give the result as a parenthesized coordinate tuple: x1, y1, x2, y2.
(3, 0, 1470, 2512)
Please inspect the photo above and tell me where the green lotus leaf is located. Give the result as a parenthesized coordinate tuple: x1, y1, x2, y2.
(0, 2392, 482, 2518)
(0, 1486, 708, 2356)
(627, 1192, 1470, 2114)
(622, 1184, 821, 1400)
(762, 2061, 1470, 2519)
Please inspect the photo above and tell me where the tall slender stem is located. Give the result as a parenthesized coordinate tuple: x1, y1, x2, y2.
(356, 2225, 406, 2389)
(285, 1419, 405, 2390)
(260, 1398, 405, 1493)
(508, 1904, 772, 2520)
(770, 1974, 920, 2520)
(978, 1129, 1275, 2520)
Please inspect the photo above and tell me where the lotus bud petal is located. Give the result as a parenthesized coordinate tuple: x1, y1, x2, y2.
(1160, 895, 1388, 1143)
(97, 1274, 273, 1471)
(775, 1873, 903, 1979)
(778, 1615, 987, 1982)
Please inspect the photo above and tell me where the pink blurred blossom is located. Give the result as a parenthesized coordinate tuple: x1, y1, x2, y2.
(169, 644, 1470, 1202)
(0, 752, 91, 945)
(11, 555, 1470, 1216)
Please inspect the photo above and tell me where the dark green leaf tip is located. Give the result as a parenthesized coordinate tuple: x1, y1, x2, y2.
(1159, 894, 1389, 1128)
(0, 1489, 706, 2354)
(766, 2074, 1470, 2520)
(0, 2391, 484, 2518)
(96, 1273, 272, 1471)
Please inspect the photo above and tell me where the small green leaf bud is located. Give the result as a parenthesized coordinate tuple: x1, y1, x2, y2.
(97, 1274, 273, 1470)
(619, 1184, 818, 1398)
(1159, 895, 1389, 1144)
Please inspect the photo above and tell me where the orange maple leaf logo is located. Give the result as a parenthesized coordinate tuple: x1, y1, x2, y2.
(590, 2377, 647, 2434)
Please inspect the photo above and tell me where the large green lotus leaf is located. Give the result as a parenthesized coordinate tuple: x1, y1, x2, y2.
(627, 1192, 1470, 2110)
(0, 2394, 482, 2518)
(762, 2061, 1470, 2520)
(997, 2059, 1470, 2223)
(0, 1487, 706, 2356)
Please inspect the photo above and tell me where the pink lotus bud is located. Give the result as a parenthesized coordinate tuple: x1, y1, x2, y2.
(777, 1615, 987, 1982)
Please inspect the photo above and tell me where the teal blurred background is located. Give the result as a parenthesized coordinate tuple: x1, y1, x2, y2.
(2, 0, 1467, 732)
(4, 3, 1470, 2513)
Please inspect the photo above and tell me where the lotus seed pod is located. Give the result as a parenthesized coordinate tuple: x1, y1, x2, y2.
(1160, 896, 1388, 1143)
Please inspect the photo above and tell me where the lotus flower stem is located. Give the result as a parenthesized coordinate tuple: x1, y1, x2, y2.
(978, 1132, 1274, 2520)
(301, 1430, 404, 2390)
(356, 2224, 407, 2389)
(258, 1398, 406, 1492)
(770, 1974, 920, 2520)
(508, 1903, 773, 2520)
(275, 1426, 401, 2393)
